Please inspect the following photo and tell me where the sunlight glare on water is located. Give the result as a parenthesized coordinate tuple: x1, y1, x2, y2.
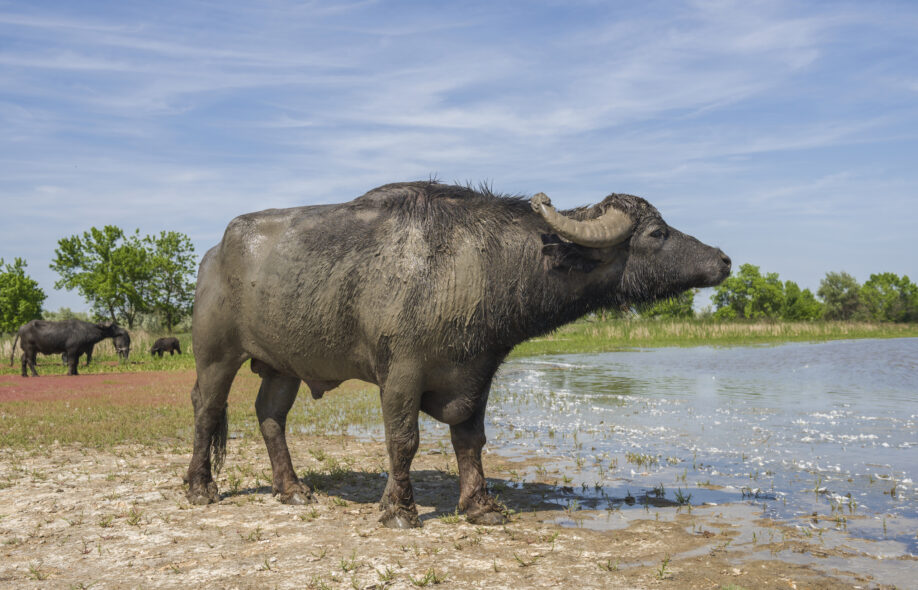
(488, 338, 918, 554)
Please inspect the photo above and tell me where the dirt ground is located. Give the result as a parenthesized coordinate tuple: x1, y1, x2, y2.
(0, 431, 907, 590)
(0, 370, 194, 403)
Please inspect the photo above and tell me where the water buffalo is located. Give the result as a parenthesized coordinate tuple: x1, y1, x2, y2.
(185, 181, 731, 528)
(112, 326, 132, 361)
(61, 325, 131, 366)
(151, 336, 182, 357)
(10, 319, 123, 376)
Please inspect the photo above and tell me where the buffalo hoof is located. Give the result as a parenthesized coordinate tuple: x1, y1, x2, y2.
(279, 489, 313, 506)
(186, 481, 219, 505)
(379, 507, 421, 529)
(467, 508, 509, 525)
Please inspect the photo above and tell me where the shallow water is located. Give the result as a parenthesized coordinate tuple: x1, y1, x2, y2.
(487, 338, 918, 555)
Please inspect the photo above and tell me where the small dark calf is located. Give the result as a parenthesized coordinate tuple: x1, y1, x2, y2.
(151, 337, 182, 357)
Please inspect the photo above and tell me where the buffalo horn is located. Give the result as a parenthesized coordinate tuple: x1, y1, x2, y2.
(530, 192, 633, 248)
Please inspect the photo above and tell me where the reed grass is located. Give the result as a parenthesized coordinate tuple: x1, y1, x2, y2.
(508, 319, 918, 357)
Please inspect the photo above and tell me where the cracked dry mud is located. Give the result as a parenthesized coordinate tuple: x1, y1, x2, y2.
(0, 435, 902, 589)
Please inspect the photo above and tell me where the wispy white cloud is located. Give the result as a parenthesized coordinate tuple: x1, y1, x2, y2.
(1, 0, 917, 311)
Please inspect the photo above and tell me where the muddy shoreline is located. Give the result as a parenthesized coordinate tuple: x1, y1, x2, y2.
(0, 435, 906, 589)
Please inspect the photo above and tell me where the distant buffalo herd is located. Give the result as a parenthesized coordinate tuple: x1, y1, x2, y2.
(8, 319, 182, 376)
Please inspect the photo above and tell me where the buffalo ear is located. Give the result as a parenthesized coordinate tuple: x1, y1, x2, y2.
(540, 234, 598, 273)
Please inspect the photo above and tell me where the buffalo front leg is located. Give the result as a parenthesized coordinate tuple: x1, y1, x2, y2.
(255, 374, 312, 505)
(378, 370, 423, 529)
(66, 350, 79, 376)
(185, 360, 239, 505)
(451, 405, 508, 525)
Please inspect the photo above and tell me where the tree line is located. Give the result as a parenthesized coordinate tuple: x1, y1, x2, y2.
(640, 263, 918, 322)
(0, 226, 196, 334)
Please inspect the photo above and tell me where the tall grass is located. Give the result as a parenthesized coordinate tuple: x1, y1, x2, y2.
(508, 318, 918, 357)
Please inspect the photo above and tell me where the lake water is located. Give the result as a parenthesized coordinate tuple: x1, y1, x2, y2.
(486, 338, 918, 555)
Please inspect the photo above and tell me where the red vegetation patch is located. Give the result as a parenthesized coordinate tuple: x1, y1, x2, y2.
(0, 370, 197, 405)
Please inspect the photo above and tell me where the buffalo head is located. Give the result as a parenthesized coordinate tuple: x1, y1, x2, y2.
(112, 327, 131, 361)
(532, 192, 730, 304)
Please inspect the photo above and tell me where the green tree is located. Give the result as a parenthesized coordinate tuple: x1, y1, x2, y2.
(43, 307, 92, 322)
(817, 271, 865, 321)
(860, 272, 918, 322)
(146, 231, 196, 332)
(0, 258, 47, 333)
(712, 263, 785, 320)
(641, 289, 696, 319)
(782, 281, 823, 321)
(50, 226, 151, 328)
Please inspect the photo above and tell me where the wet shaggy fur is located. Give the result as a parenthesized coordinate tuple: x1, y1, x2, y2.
(184, 180, 730, 527)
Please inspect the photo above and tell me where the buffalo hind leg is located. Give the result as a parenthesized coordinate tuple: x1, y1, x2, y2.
(185, 360, 240, 505)
(255, 373, 312, 505)
(378, 369, 423, 528)
(451, 404, 508, 525)
(21, 351, 35, 377)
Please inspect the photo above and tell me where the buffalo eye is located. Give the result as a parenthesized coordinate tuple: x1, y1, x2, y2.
(649, 228, 665, 239)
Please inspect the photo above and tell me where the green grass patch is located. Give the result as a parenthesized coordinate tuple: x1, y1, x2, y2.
(0, 372, 381, 449)
(0, 352, 196, 376)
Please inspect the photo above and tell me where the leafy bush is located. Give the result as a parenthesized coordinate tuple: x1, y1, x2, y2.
(0, 258, 46, 333)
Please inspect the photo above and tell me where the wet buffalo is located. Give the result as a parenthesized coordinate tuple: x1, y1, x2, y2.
(10, 319, 123, 376)
(151, 336, 182, 357)
(184, 181, 731, 528)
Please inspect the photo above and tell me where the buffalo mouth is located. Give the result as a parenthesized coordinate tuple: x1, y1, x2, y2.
(705, 251, 732, 286)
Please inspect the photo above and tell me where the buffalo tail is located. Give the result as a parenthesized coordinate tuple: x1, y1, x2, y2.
(8, 331, 19, 366)
(210, 406, 228, 475)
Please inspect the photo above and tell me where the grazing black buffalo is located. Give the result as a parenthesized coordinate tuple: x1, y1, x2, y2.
(61, 325, 131, 366)
(151, 336, 182, 357)
(184, 181, 731, 528)
(10, 319, 123, 376)
(112, 326, 132, 361)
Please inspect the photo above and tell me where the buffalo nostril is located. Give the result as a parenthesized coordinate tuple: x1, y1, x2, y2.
(720, 252, 731, 268)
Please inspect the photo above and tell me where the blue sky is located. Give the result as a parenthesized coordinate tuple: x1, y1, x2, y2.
(1, 0, 917, 312)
